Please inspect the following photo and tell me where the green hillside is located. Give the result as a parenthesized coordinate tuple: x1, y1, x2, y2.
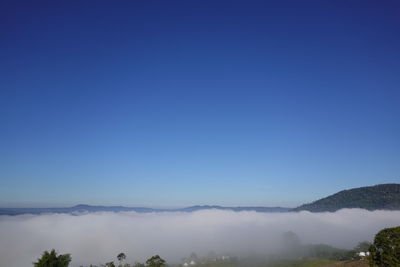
(293, 184, 400, 212)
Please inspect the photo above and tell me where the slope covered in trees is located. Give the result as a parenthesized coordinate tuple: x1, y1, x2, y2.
(293, 184, 400, 212)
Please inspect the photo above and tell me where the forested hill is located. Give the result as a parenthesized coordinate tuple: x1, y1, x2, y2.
(293, 184, 400, 212)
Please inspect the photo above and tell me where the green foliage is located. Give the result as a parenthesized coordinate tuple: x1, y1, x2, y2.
(369, 226, 400, 267)
(293, 184, 400, 212)
(145, 255, 166, 267)
(33, 249, 71, 267)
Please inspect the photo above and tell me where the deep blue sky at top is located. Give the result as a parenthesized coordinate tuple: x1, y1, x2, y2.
(0, 0, 399, 207)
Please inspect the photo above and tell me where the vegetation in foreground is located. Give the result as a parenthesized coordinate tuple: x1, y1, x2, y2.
(369, 226, 400, 267)
(33, 249, 71, 267)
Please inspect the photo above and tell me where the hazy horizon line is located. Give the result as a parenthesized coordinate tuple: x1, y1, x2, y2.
(0, 203, 296, 209)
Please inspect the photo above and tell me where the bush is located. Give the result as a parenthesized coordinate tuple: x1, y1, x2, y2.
(369, 226, 400, 267)
(33, 249, 71, 267)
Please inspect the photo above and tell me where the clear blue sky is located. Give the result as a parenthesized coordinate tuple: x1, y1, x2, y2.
(1, 1, 399, 208)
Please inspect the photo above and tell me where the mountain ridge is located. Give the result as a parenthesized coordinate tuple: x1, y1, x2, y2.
(2, 183, 400, 215)
(0, 204, 290, 216)
(293, 183, 400, 212)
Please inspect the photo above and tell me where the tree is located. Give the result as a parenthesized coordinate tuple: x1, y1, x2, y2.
(369, 226, 400, 267)
(33, 249, 71, 267)
(117, 253, 126, 266)
(145, 255, 166, 267)
(282, 231, 301, 249)
(281, 231, 302, 258)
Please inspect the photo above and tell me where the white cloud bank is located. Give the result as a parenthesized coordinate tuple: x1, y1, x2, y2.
(1, 209, 400, 267)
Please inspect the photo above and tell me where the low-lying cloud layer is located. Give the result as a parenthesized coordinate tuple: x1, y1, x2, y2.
(1, 209, 399, 267)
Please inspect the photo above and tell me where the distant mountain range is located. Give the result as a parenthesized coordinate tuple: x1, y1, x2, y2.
(292, 183, 400, 212)
(2, 184, 399, 215)
(0, 204, 289, 216)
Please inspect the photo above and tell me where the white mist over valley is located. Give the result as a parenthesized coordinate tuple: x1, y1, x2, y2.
(1, 209, 399, 267)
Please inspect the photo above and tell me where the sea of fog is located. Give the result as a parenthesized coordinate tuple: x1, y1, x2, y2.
(1, 209, 400, 267)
